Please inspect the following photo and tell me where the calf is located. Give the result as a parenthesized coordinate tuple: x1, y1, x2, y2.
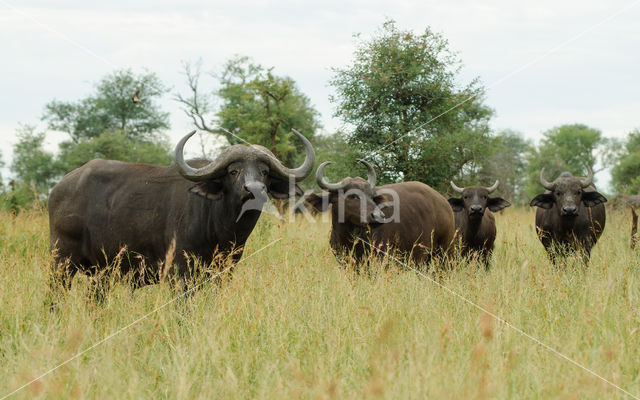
(447, 180, 511, 268)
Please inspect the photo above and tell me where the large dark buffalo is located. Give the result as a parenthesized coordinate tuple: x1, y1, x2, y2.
(529, 167, 607, 263)
(48, 129, 314, 291)
(447, 180, 511, 268)
(304, 160, 455, 265)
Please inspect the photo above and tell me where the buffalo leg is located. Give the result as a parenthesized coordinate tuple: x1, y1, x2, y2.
(46, 260, 78, 310)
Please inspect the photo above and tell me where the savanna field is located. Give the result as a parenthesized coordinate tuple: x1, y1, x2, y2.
(1, 206, 640, 399)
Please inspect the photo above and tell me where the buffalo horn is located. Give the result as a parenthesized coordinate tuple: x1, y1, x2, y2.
(486, 180, 499, 194)
(580, 165, 593, 188)
(174, 129, 315, 182)
(357, 159, 377, 188)
(539, 168, 554, 190)
(316, 161, 346, 191)
(260, 129, 315, 182)
(450, 181, 464, 193)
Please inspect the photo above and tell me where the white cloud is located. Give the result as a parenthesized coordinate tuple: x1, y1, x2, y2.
(1, 0, 639, 186)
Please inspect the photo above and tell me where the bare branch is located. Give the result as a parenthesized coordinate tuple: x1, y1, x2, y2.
(174, 60, 217, 134)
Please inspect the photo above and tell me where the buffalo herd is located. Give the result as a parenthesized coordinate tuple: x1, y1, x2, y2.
(48, 130, 611, 294)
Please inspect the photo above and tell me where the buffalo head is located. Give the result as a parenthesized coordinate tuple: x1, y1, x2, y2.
(448, 180, 511, 218)
(174, 129, 314, 210)
(529, 167, 607, 216)
(305, 159, 387, 226)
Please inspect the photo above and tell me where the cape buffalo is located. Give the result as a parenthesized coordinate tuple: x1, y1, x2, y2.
(529, 167, 607, 263)
(447, 180, 511, 268)
(304, 160, 455, 266)
(48, 129, 314, 292)
(631, 207, 638, 249)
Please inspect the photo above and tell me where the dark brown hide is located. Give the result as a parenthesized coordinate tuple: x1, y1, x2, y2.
(631, 207, 638, 249)
(48, 131, 314, 291)
(308, 180, 455, 265)
(529, 171, 607, 263)
(448, 186, 510, 267)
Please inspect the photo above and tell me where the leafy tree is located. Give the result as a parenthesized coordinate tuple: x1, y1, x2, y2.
(524, 124, 602, 197)
(329, 20, 494, 190)
(57, 130, 172, 172)
(9, 70, 172, 198)
(0, 181, 41, 212)
(453, 130, 531, 204)
(43, 69, 170, 142)
(10, 125, 59, 192)
(310, 132, 361, 187)
(176, 56, 320, 166)
(0, 150, 4, 189)
(610, 129, 640, 193)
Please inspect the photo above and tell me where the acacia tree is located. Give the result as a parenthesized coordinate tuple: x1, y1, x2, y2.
(524, 124, 603, 197)
(452, 130, 531, 203)
(176, 56, 320, 165)
(43, 69, 170, 142)
(10, 125, 59, 192)
(610, 128, 640, 193)
(330, 20, 494, 189)
(38, 69, 173, 174)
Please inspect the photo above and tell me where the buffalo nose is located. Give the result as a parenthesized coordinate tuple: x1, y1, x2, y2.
(244, 182, 266, 194)
(370, 210, 385, 222)
(562, 206, 577, 215)
(470, 205, 483, 213)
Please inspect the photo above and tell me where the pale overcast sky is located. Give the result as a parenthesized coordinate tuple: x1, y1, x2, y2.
(1, 0, 639, 188)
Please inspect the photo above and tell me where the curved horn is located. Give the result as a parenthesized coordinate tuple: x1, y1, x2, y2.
(539, 168, 554, 190)
(450, 181, 464, 193)
(357, 159, 377, 187)
(581, 165, 593, 188)
(174, 129, 315, 182)
(485, 180, 499, 194)
(263, 129, 315, 182)
(316, 161, 346, 191)
(174, 131, 230, 181)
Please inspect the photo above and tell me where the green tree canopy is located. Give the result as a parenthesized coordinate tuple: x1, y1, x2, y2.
(43, 69, 170, 142)
(57, 130, 172, 172)
(329, 20, 494, 190)
(10, 125, 59, 192)
(10, 69, 172, 198)
(610, 128, 640, 193)
(452, 130, 531, 203)
(176, 56, 320, 166)
(524, 124, 602, 196)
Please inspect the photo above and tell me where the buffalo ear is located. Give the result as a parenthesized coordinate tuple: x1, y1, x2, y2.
(374, 192, 395, 215)
(268, 179, 303, 199)
(530, 193, 554, 209)
(189, 180, 224, 200)
(373, 193, 392, 205)
(582, 191, 607, 207)
(448, 197, 465, 212)
(304, 192, 332, 212)
(487, 197, 511, 212)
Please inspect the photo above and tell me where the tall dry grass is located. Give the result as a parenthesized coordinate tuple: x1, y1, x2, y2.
(1, 206, 639, 399)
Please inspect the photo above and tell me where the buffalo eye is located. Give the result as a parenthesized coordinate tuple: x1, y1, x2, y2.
(483, 195, 488, 199)
(261, 169, 268, 176)
(347, 194, 359, 200)
(230, 170, 238, 176)
(555, 191, 562, 196)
